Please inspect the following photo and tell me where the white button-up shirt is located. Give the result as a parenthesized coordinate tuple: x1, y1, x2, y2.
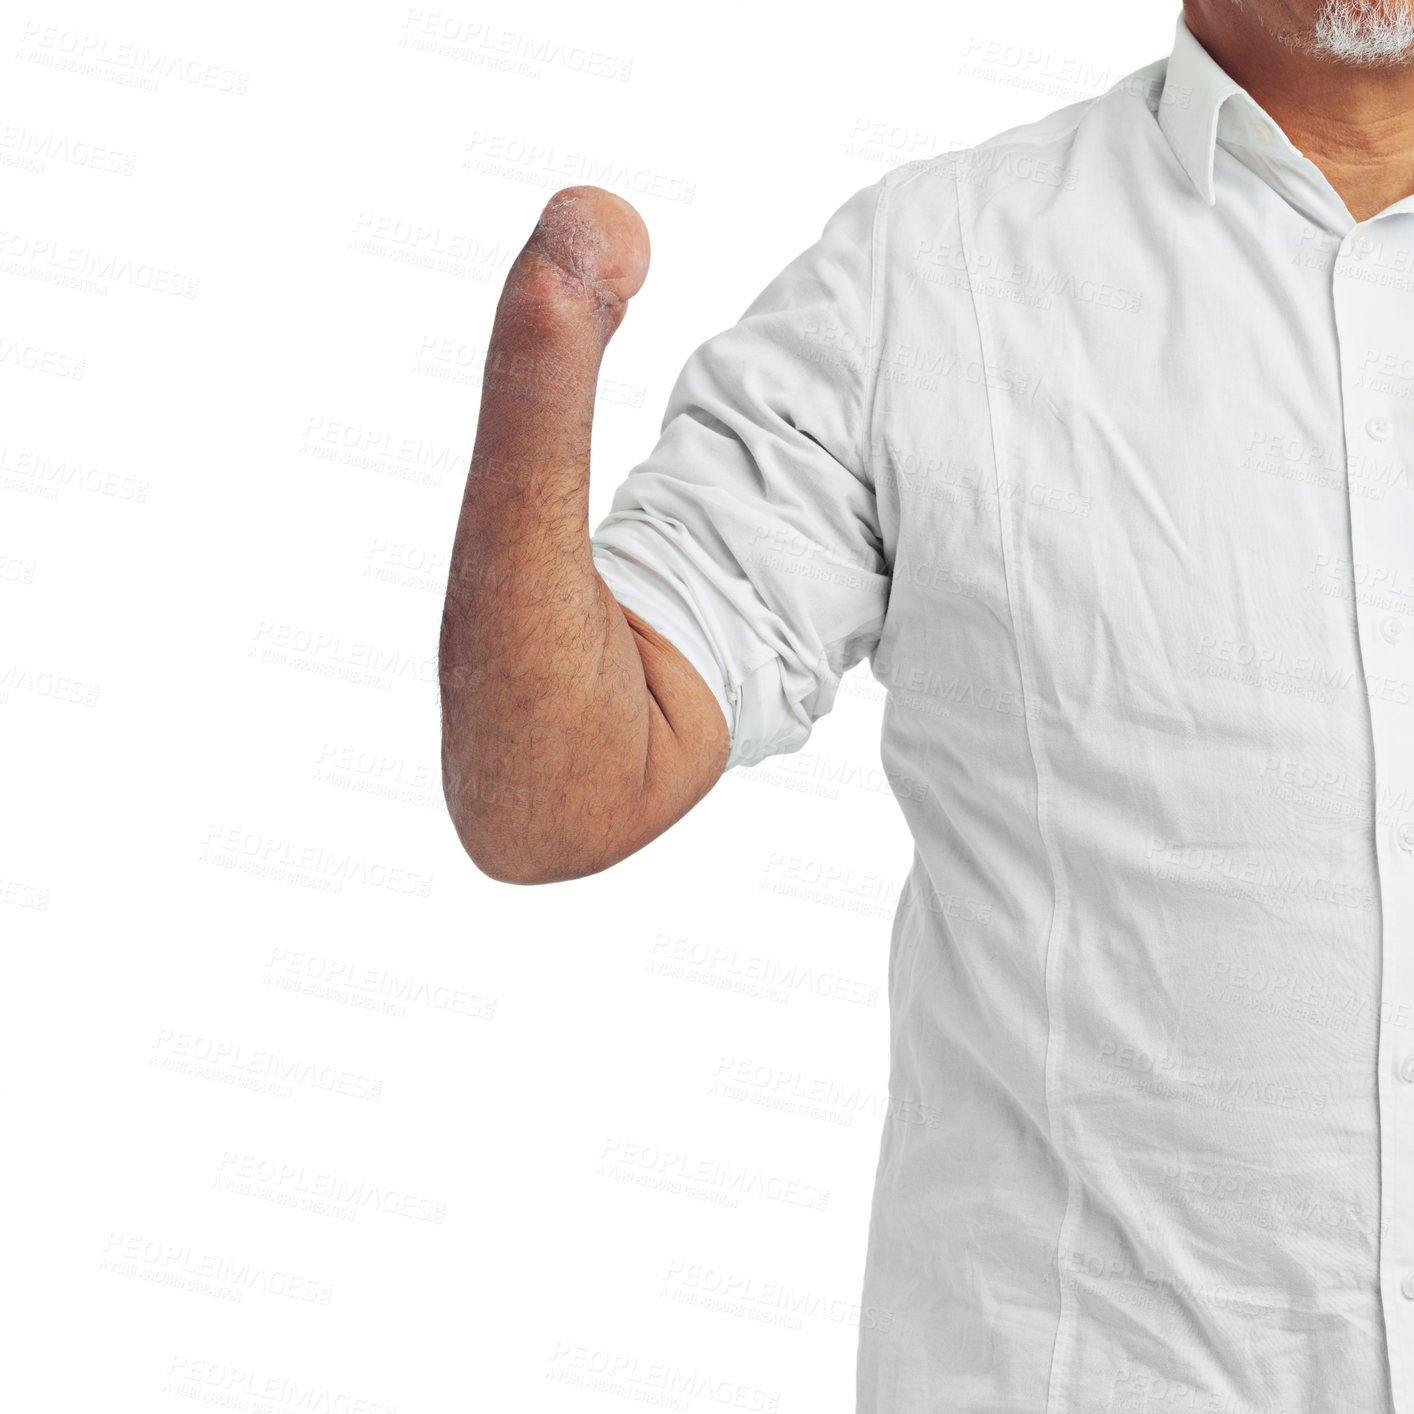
(589, 9, 1414, 1410)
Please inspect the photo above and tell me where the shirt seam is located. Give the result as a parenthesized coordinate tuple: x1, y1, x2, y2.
(789, 172, 893, 714)
(862, 170, 889, 499)
(952, 156, 1077, 1414)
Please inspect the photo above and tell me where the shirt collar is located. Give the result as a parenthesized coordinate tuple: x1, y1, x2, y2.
(1157, 9, 1251, 207)
(1155, 7, 1385, 229)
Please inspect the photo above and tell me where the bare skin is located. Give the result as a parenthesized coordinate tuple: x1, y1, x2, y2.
(1185, 0, 1414, 219)
(438, 185, 730, 885)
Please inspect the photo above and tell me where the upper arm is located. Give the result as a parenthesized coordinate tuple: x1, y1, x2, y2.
(590, 174, 894, 775)
(622, 601, 731, 802)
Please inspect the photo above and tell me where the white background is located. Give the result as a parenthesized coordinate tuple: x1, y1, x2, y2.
(5, 2, 1178, 1409)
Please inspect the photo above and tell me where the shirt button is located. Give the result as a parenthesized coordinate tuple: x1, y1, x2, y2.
(1402, 1270, 1414, 1299)
(1398, 823, 1414, 852)
(1367, 416, 1391, 440)
(1354, 233, 1375, 257)
(1382, 615, 1405, 644)
(1400, 1055, 1414, 1082)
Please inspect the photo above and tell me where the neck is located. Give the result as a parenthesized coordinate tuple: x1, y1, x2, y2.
(1182, 0, 1414, 220)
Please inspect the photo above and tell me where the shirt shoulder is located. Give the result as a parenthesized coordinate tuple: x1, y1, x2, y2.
(875, 55, 1170, 215)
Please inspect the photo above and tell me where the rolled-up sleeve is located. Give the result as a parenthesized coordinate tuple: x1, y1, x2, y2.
(590, 175, 892, 773)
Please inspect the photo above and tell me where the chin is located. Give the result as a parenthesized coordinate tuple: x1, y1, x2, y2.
(1308, 0, 1414, 64)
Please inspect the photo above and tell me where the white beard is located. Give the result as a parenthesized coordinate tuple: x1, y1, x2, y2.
(1309, 0, 1414, 64)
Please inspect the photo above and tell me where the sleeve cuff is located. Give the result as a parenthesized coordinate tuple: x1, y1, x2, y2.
(591, 543, 812, 773)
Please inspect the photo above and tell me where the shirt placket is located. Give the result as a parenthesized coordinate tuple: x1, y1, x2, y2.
(1333, 217, 1414, 1410)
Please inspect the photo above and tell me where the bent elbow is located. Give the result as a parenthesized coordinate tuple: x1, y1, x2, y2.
(443, 781, 587, 886)
(444, 794, 541, 885)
